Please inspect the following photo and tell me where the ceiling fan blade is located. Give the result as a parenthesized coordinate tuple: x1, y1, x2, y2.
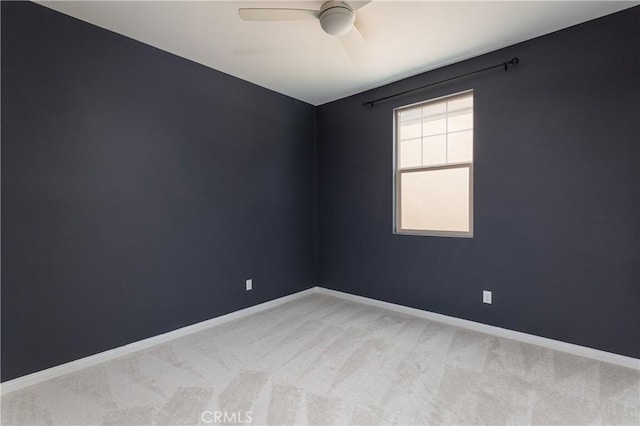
(339, 24, 371, 63)
(348, 1, 372, 11)
(238, 8, 318, 21)
(233, 46, 310, 57)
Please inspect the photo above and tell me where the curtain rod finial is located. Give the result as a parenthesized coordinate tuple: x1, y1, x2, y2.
(504, 57, 520, 71)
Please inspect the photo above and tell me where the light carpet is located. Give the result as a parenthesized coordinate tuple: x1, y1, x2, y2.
(1, 293, 639, 425)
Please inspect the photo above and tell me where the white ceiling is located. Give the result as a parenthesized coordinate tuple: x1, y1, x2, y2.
(38, 1, 638, 106)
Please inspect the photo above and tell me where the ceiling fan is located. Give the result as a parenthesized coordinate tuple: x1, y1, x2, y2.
(238, 1, 372, 63)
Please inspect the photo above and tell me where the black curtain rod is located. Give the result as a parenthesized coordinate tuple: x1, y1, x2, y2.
(362, 57, 519, 107)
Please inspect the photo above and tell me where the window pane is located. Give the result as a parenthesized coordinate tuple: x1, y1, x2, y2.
(399, 138, 421, 169)
(447, 130, 473, 163)
(399, 108, 421, 123)
(422, 134, 447, 166)
(400, 122, 421, 140)
(423, 116, 446, 137)
(400, 167, 470, 232)
(447, 110, 472, 132)
(422, 102, 446, 118)
(447, 95, 473, 112)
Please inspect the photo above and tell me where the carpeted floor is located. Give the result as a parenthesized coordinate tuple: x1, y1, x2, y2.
(1, 293, 639, 425)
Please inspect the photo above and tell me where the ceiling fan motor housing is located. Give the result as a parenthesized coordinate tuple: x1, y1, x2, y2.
(319, 1, 355, 36)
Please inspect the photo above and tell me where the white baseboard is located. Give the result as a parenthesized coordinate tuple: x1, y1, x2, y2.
(3, 285, 637, 395)
(316, 287, 640, 371)
(0, 287, 318, 395)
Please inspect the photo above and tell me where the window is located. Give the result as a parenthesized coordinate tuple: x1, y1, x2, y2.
(394, 91, 473, 237)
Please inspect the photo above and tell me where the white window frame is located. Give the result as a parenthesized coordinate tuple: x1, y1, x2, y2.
(393, 90, 474, 238)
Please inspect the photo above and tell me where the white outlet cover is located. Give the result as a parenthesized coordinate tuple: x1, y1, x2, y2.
(246, 279, 252, 291)
(483, 290, 492, 304)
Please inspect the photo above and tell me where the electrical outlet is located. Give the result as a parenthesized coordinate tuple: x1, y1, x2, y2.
(246, 279, 252, 291)
(483, 290, 492, 304)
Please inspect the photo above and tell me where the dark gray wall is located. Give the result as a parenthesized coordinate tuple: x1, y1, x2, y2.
(2, 2, 639, 383)
(1, 2, 317, 381)
(317, 7, 640, 358)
